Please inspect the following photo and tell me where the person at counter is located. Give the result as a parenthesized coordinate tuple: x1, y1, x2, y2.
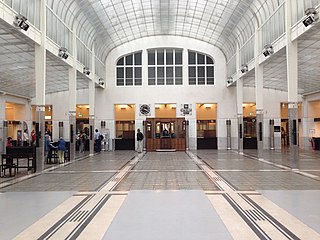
(163, 128, 169, 137)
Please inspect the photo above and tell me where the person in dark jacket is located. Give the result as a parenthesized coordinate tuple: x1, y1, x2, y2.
(136, 129, 144, 153)
(57, 137, 66, 164)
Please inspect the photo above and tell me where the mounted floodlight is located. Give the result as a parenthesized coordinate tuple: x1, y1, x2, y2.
(263, 44, 274, 57)
(58, 47, 68, 59)
(227, 77, 233, 84)
(99, 78, 104, 86)
(83, 67, 90, 75)
(240, 64, 248, 74)
(303, 8, 319, 27)
(13, 14, 29, 31)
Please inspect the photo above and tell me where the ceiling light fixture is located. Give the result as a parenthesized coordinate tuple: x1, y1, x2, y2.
(240, 64, 248, 74)
(83, 67, 90, 75)
(263, 44, 274, 57)
(58, 47, 68, 59)
(13, 14, 29, 31)
(303, 8, 319, 27)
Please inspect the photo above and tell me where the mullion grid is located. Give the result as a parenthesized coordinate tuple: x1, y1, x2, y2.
(149, 48, 182, 86)
(188, 51, 214, 85)
(116, 52, 142, 86)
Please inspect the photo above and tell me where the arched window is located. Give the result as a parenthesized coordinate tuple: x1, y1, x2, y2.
(188, 51, 214, 85)
(147, 48, 183, 85)
(116, 51, 142, 86)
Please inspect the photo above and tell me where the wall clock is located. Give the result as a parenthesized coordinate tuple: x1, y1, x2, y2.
(139, 104, 151, 116)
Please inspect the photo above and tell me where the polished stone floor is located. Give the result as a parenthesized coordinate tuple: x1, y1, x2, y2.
(0, 149, 320, 239)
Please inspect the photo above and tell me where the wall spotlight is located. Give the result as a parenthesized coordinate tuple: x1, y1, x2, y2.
(83, 67, 90, 75)
(99, 78, 104, 86)
(227, 77, 233, 84)
(263, 44, 274, 57)
(240, 64, 248, 73)
(303, 8, 319, 27)
(13, 14, 29, 31)
(58, 47, 68, 59)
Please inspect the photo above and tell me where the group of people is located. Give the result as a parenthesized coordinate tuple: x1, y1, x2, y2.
(45, 134, 66, 164)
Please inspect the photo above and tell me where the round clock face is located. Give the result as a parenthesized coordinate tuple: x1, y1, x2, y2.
(140, 104, 150, 115)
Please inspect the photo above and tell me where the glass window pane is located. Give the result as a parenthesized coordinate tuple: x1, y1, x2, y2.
(135, 67, 142, 79)
(175, 50, 182, 64)
(207, 66, 214, 78)
(126, 55, 133, 65)
(135, 52, 142, 65)
(189, 66, 196, 77)
(198, 66, 205, 77)
(198, 78, 205, 85)
(175, 67, 182, 77)
(189, 78, 196, 85)
(166, 50, 173, 65)
(206, 56, 214, 64)
(117, 78, 124, 86)
(117, 67, 124, 80)
(157, 50, 164, 65)
(207, 78, 214, 85)
(148, 50, 155, 65)
(117, 57, 124, 66)
(166, 67, 173, 85)
(189, 51, 196, 64)
(198, 54, 205, 64)
(157, 67, 164, 85)
(148, 67, 155, 85)
(149, 67, 155, 77)
(126, 67, 133, 78)
(157, 67, 164, 77)
(126, 78, 133, 85)
(175, 77, 182, 85)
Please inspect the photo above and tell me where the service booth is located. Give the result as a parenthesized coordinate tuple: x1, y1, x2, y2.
(145, 104, 186, 151)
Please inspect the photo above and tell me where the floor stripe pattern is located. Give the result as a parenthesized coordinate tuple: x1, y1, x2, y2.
(187, 151, 320, 240)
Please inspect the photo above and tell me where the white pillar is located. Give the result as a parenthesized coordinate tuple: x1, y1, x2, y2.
(286, 0, 299, 169)
(255, 25, 264, 158)
(34, 0, 46, 171)
(69, 23, 77, 160)
(0, 93, 6, 153)
(89, 47, 96, 155)
(237, 78, 243, 153)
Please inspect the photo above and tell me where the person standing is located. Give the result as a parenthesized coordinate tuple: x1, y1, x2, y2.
(94, 129, 101, 152)
(136, 129, 144, 153)
(57, 137, 66, 164)
(23, 129, 29, 146)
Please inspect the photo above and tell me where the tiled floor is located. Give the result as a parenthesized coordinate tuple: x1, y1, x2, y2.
(0, 149, 320, 239)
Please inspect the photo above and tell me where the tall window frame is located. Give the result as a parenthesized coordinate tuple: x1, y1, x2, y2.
(148, 48, 183, 86)
(188, 51, 215, 85)
(116, 51, 142, 86)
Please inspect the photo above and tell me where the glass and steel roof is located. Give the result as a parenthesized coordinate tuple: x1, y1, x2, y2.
(48, 0, 283, 61)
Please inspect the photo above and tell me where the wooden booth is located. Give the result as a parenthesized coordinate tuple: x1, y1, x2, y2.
(145, 118, 187, 151)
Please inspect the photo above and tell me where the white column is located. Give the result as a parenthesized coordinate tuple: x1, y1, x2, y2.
(89, 47, 96, 155)
(237, 78, 243, 153)
(255, 25, 264, 158)
(34, 0, 46, 171)
(286, 0, 299, 169)
(0, 93, 6, 153)
(236, 46, 243, 152)
(69, 23, 77, 160)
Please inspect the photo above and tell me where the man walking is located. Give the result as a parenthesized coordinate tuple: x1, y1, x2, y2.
(136, 129, 144, 153)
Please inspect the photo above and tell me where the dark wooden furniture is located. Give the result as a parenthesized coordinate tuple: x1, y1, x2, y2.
(1, 146, 36, 177)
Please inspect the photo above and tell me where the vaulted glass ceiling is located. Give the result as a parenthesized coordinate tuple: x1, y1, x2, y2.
(48, 0, 283, 61)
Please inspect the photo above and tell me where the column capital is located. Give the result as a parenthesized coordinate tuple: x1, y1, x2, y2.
(256, 109, 264, 114)
(288, 102, 298, 109)
(68, 111, 76, 117)
(36, 105, 45, 111)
